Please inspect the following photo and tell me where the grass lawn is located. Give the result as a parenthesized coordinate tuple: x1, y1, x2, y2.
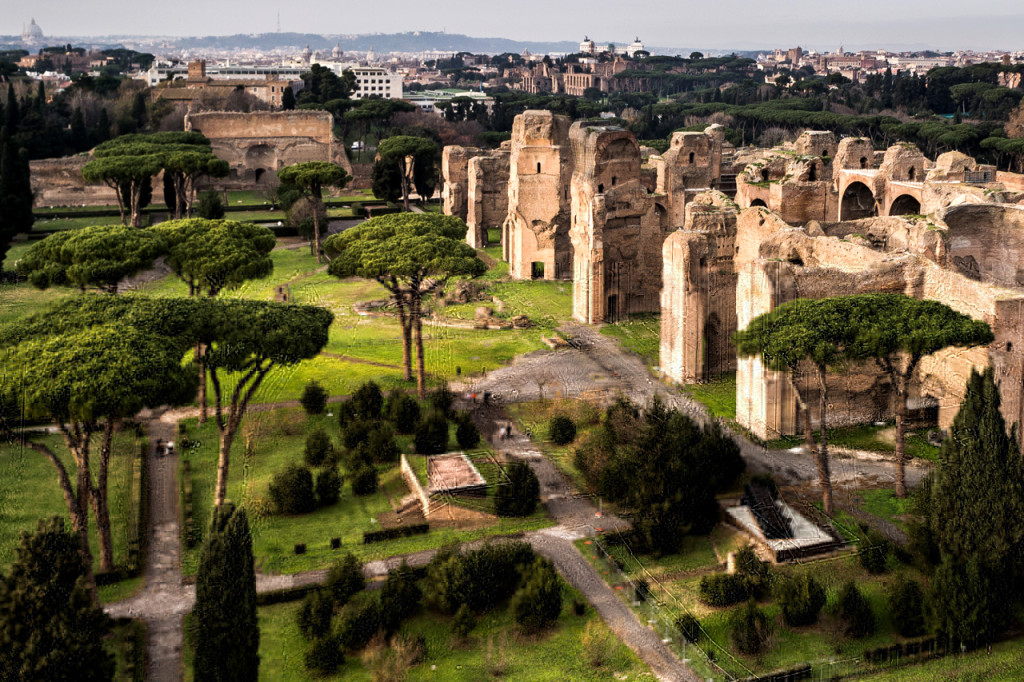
(179, 407, 552, 576)
(437, 278, 573, 331)
(681, 372, 737, 420)
(0, 432, 138, 580)
(855, 488, 918, 531)
(768, 422, 941, 462)
(600, 313, 661, 366)
(505, 399, 603, 493)
(107, 619, 145, 682)
(860, 636, 1024, 680)
(31, 216, 124, 231)
(252, 582, 651, 681)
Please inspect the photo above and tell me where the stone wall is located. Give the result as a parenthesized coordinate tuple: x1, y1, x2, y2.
(466, 150, 510, 248)
(503, 110, 575, 280)
(30, 155, 118, 207)
(441, 146, 480, 221)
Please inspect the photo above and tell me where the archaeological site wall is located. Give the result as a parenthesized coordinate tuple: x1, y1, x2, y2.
(441, 146, 480, 222)
(465, 150, 510, 249)
(30, 155, 118, 206)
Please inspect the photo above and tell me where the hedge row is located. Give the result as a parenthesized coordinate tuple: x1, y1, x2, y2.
(126, 439, 149, 574)
(256, 583, 320, 606)
(362, 523, 429, 544)
(181, 458, 197, 549)
(109, 618, 147, 682)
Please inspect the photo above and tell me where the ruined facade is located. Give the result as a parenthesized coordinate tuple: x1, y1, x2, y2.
(465, 149, 510, 248)
(441, 146, 480, 221)
(30, 155, 118, 207)
(569, 121, 667, 323)
(184, 111, 351, 189)
(502, 111, 575, 280)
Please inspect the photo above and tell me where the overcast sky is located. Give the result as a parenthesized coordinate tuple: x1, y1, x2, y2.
(8, 1, 1024, 51)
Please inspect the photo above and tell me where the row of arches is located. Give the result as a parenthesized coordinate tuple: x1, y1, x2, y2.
(840, 181, 921, 220)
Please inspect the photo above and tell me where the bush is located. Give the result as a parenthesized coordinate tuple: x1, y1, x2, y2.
(838, 582, 875, 638)
(675, 613, 701, 643)
(315, 468, 343, 507)
(326, 553, 365, 605)
(430, 384, 455, 417)
(581, 620, 615, 668)
(300, 381, 328, 415)
(304, 634, 344, 675)
(451, 603, 475, 639)
(776, 574, 826, 627)
(351, 466, 379, 496)
(269, 464, 316, 514)
(363, 523, 429, 544)
(511, 558, 563, 631)
(296, 588, 334, 640)
(734, 545, 772, 599)
(634, 579, 650, 603)
(889, 576, 925, 637)
(699, 573, 749, 607)
(380, 561, 422, 629)
(350, 381, 384, 421)
(414, 411, 449, 455)
(196, 190, 225, 219)
(730, 600, 772, 655)
(859, 529, 891, 574)
(367, 424, 400, 464)
(455, 416, 480, 450)
(337, 598, 382, 650)
(494, 461, 540, 518)
(389, 393, 421, 434)
(304, 427, 334, 468)
(426, 541, 536, 613)
(342, 418, 373, 451)
(549, 415, 577, 445)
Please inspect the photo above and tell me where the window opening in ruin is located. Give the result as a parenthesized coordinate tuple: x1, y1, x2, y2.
(787, 255, 804, 266)
(537, 162, 541, 174)
(908, 167, 916, 181)
(254, 168, 266, 183)
(606, 294, 619, 322)
(688, 151, 695, 164)
(1007, 342, 1013, 352)
(750, 199, 767, 208)
(598, 184, 605, 193)
(611, 176, 617, 186)
(808, 163, 817, 181)
(860, 156, 868, 169)
(760, 169, 770, 183)
(531, 262, 545, 280)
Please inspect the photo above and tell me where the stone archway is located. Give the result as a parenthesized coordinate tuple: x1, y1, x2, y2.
(840, 181, 876, 220)
(889, 194, 922, 216)
(749, 198, 768, 208)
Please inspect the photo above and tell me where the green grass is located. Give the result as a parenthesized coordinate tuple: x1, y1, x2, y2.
(179, 407, 552, 576)
(860, 636, 1024, 680)
(600, 313, 661, 366)
(768, 422, 941, 462)
(0, 431, 137, 574)
(681, 372, 737, 420)
(437, 279, 573, 330)
(107, 618, 145, 682)
(253, 583, 650, 681)
(487, 227, 501, 244)
(505, 399, 603, 493)
(31, 216, 123, 231)
(856, 488, 917, 531)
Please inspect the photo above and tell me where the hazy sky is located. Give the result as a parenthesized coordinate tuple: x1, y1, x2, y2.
(8, 1, 1024, 51)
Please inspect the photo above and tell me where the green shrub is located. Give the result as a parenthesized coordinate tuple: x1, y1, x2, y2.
(351, 466, 379, 496)
(315, 467, 343, 507)
(451, 603, 475, 639)
(889, 576, 925, 637)
(549, 415, 577, 445)
(296, 588, 334, 640)
(350, 381, 384, 421)
(859, 528, 891, 574)
(430, 384, 455, 417)
(494, 461, 540, 517)
(300, 380, 328, 415)
(511, 558, 563, 631)
(838, 582, 875, 638)
(196, 190, 225, 219)
(734, 545, 773, 598)
(326, 553, 365, 605)
(304, 427, 334, 467)
(414, 411, 449, 454)
(698, 573, 749, 607)
(426, 541, 536, 613)
(776, 574, 826, 627)
(363, 523, 429, 544)
(675, 613, 701, 643)
(367, 424, 400, 463)
(380, 562, 422, 634)
(455, 415, 480, 450)
(304, 634, 344, 675)
(389, 393, 421, 434)
(731, 600, 772, 655)
(337, 598, 382, 650)
(269, 464, 316, 514)
(342, 418, 373, 450)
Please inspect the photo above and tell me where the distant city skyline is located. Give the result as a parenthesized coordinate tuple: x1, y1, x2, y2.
(5, 1, 1024, 52)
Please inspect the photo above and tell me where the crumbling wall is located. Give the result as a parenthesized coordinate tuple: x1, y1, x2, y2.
(30, 155, 118, 206)
(834, 138, 875, 170)
(942, 203, 1024, 287)
(570, 121, 664, 323)
(442, 146, 480, 221)
(465, 150, 510, 248)
(654, 130, 721, 228)
(502, 110, 574, 280)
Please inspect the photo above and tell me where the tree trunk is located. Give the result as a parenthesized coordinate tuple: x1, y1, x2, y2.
(210, 362, 271, 507)
(312, 193, 323, 264)
(413, 295, 426, 399)
(214, 428, 234, 507)
(815, 365, 834, 516)
(894, 374, 908, 498)
(90, 419, 116, 573)
(197, 343, 207, 424)
(394, 293, 413, 382)
(401, 161, 411, 212)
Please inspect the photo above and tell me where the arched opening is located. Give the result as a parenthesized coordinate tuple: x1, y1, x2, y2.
(254, 168, 266, 183)
(808, 163, 817, 181)
(750, 198, 768, 208)
(688, 151, 695, 164)
(760, 169, 770, 183)
(889, 194, 921, 216)
(907, 166, 917, 181)
(840, 181, 876, 220)
(597, 184, 605, 194)
(859, 156, 868, 169)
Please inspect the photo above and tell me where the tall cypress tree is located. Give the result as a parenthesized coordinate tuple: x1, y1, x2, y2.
(928, 368, 1024, 644)
(0, 517, 113, 681)
(194, 503, 259, 681)
(0, 129, 34, 264)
